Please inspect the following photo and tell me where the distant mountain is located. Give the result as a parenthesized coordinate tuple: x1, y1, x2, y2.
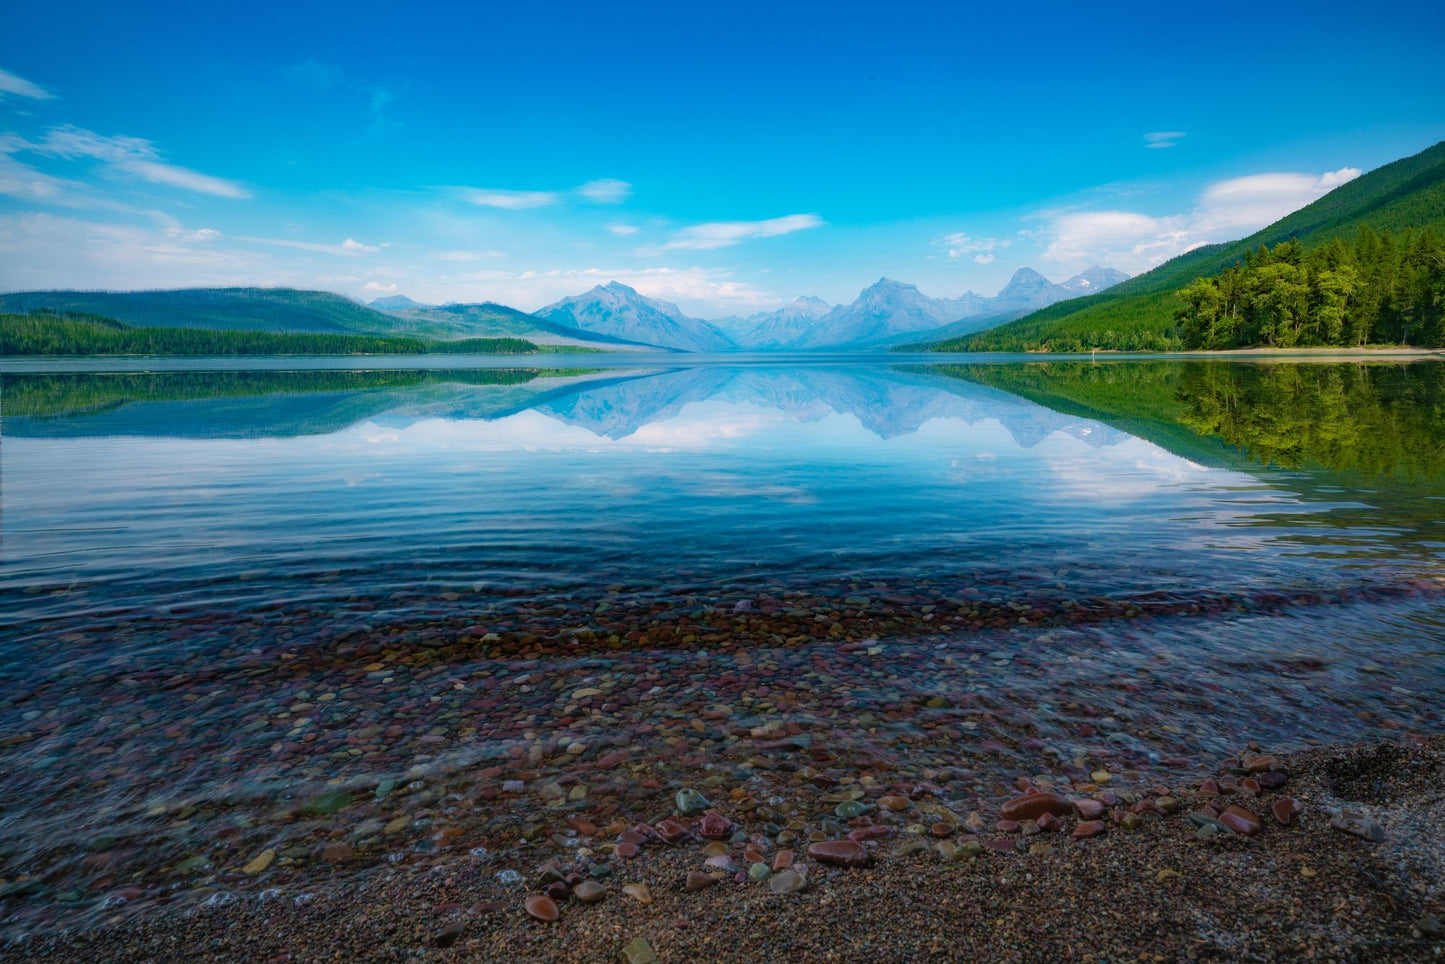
(369, 294, 426, 311)
(535, 282, 736, 352)
(780, 268, 1128, 349)
(393, 301, 659, 349)
(717, 296, 835, 349)
(789, 279, 967, 349)
(1058, 267, 1131, 295)
(0, 288, 401, 335)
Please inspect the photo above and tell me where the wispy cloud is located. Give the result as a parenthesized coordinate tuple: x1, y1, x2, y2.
(606, 223, 639, 236)
(1040, 166, 1362, 273)
(934, 231, 1010, 259)
(1143, 131, 1186, 149)
(0, 67, 56, 101)
(21, 126, 251, 198)
(462, 188, 560, 209)
(236, 235, 385, 256)
(436, 249, 507, 261)
(658, 213, 823, 251)
(575, 178, 632, 203)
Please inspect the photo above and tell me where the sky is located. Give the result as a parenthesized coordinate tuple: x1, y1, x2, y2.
(2, 0, 1443, 317)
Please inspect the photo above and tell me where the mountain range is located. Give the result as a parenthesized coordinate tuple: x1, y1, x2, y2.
(0, 267, 1128, 353)
(523, 266, 1128, 351)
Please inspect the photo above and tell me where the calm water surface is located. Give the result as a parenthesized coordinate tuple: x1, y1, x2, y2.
(1, 358, 1442, 935)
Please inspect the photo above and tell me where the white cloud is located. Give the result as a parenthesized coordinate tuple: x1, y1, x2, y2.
(1143, 131, 1186, 149)
(575, 178, 632, 203)
(462, 188, 559, 209)
(20, 125, 251, 198)
(1040, 166, 1363, 274)
(935, 231, 1009, 259)
(363, 281, 398, 293)
(606, 223, 639, 236)
(0, 67, 55, 100)
(0, 151, 92, 205)
(658, 213, 823, 251)
(236, 235, 383, 256)
(436, 249, 507, 261)
(973, 254, 994, 264)
(1192, 168, 1361, 233)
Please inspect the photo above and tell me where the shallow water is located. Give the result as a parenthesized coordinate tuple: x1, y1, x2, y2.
(1, 358, 1442, 935)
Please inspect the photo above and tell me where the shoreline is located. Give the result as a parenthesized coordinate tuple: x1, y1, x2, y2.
(10, 736, 1443, 961)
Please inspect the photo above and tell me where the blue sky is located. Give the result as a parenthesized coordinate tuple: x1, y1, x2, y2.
(2, 0, 1442, 316)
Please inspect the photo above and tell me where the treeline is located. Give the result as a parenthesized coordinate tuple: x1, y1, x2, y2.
(1176, 227, 1445, 349)
(0, 313, 540, 356)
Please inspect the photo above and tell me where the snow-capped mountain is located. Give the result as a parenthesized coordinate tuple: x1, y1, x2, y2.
(530, 267, 1128, 351)
(1058, 266, 1131, 295)
(535, 282, 736, 352)
(717, 296, 835, 349)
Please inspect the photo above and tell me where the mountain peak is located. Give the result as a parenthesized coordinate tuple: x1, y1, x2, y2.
(997, 266, 1054, 300)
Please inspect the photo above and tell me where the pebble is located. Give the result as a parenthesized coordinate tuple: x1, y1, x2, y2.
(698, 811, 733, 839)
(622, 883, 653, 905)
(1329, 810, 1385, 843)
(686, 871, 720, 892)
(1271, 798, 1302, 826)
(620, 937, 659, 964)
(807, 839, 871, 867)
(769, 869, 807, 894)
(675, 789, 709, 815)
(524, 895, 559, 922)
(748, 862, 771, 881)
(1000, 792, 1071, 821)
(241, 849, 275, 875)
(573, 881, 607, 903)
(1073, 799, 1105, 820)
(1218, 806, 1262, 837)
(1072, 820, 1106, 839)
(432, 922, 466, 948)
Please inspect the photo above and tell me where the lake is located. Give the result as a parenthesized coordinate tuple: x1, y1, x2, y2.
(1, 356, 1443, 935)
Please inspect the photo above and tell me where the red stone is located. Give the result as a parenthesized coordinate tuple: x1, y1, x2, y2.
(1072, 820, 1106, 839)
(806, 840, 870, 868)
(983, 838, 1019, 853)
(698, 810, 733, 840)
(995, 819, 1019, 833)
(1036, 813, 1063, 832)
(1073, 799, 1105, 820)
(618, 830, 646, 845)
(655, 818, 688, 844)
(1000, 792, 1072, 821)
(1271, 798, 1302, 826)
(524, 895, 559, 922)
(615, 841, 639, 858)
(1219, 805, 1263, 836)
(847, 825, 893, 841)
(772, 850, 794, 871)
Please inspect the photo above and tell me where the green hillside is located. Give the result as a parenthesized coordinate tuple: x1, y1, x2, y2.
(932, 140, 1445, 352)
(0, 287, 403, 335)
